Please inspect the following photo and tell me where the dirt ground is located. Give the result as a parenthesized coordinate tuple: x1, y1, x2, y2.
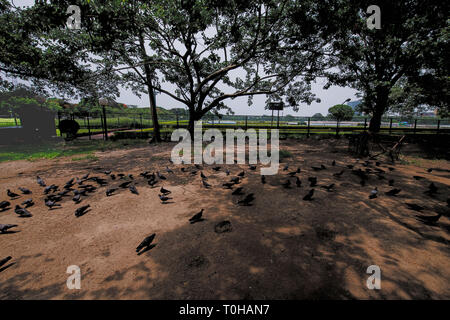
(0, 138, 449, 300)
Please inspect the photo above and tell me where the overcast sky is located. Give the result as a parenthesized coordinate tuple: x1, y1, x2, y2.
(16, 0, 359, 116)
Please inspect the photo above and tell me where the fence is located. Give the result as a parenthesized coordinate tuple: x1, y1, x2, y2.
(2, 110, 449, 140)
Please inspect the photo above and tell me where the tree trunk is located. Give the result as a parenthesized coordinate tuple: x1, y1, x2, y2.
(147, 83, 161, 142)
(368, 87, 390, 133)
(187, 110, 201, 139)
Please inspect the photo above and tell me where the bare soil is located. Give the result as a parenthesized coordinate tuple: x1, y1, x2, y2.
(0, 138, 449, 299)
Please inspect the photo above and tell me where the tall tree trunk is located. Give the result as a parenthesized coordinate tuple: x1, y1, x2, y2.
(187, 109, 201, 139)
(369, 87, 390, 133)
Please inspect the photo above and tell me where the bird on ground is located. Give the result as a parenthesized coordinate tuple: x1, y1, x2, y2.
(385, 188, 401, 196)
(232, 187, 244, 195)
(225, 168, 230, 176)
(72, 194, 81, 204)
(195, 164, 203, 170)
(189, 209, 204, 224)
(388, 179, 395, 186)
(237, 171, 245, 177)
(0, 256, 12, 268)
(0, 201, 11, 211)
(321, 183, 335, 192)
(261, 175, 266, 184)
(287, 171, 298, 177)
(282, 180, 291, 189)
(369, 187, 378, 199)
(283, 164, 289, 171)
(238, 193, 255, 206)
(413, 176, 424, 180)
(388, 167, 395, 171)
(202, 179, 212, 188)
(58, 190, 71, 197)
(200, 172, 207, 180)
(45, 200, 61, 210)
(81, 173, 90, 180)
(333, 170, 344, 177)
(128, 174, 134, 180)
(303, 189, 315, 201)
(375, 161, 381, 166)
(148, 179, 157, 188)
(249, 165, 256, 171)
(104, 170, 111, 175)
(230, 177, 240, 184)
(332, 160, 336, 166)
(415, 213, 442, 224)
(160, 187, 171, 195)
(106, 188, 117, 196)
(21, 199, 34, 208)
(136, 233, 156, 253)
(296, 177, 302, 187)
(157, 172, 167, 180)
(0, 224, 18, 233)
(110, 174, 116, 180)
(75, 205, 90, 217)
(181, 167, 187, 173)
(166, 167, 174, 174)
(43, 185, 56, 194)
(425, 183, 438, 195)
(119, 181, 132, 189)
(360, 180, 366, 187)
(191, 170, 198, 175)
(427, 168, 433, 173)
(406, 203, 425, 211)
(158, 194, 172, 203)
(129, 185, 139, 195)
(46, 194, 62, 202)
(311, 166, 323, 171)
(37, 176, 46, 187)
(212, 166, 221, 171)
(347, 165, 354, 169)
(7, 190, 19, 198)
(18, 187, 31, 195)
(308, 177, 317, 187)
(14, 205, 32, 217)
(223, 182, 234, 189)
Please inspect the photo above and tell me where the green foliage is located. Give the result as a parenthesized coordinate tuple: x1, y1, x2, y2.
(328, 104, 354, 122)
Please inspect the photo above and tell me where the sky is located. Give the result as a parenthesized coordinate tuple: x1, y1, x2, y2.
(14, 0, 359, 117)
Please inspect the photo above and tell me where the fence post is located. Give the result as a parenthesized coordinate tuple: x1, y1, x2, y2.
(437, 119, 440, 134)
(87, 112, 91, 140)
(102, 106, 108, 140)
(307, 117, 311, 138)
(364, 118, 367, 132)
(389, 118, 393, 134)
(413, 119, 417, 135)
(140, 114, 143, 134)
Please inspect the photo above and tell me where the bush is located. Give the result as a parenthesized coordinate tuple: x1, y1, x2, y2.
(111, 131, 150, 141)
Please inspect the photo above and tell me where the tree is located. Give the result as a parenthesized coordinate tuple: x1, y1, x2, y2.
(91, 0, 325, 137)
(316, 0, 448, 133)
(328, 104, 354, 122)
(311, 113, 325, 120)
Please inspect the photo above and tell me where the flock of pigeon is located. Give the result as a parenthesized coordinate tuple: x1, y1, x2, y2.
(1, 157, 449, 271)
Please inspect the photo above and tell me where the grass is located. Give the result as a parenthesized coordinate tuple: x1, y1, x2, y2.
(0, 139, 148, 163)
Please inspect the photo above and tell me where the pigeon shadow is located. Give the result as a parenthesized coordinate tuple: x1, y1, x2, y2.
(75, 209, 92, 217)
(0, 262, 15, 273)
(190, 218, 206, 224)
(137, 244, 157, 256)
(0, 230, 20, 235)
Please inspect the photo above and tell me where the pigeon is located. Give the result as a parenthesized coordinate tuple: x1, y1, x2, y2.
(427, 168, 433, 173)
(406, 203, 425, 211)
(321, 164, 327, 170)
(225, 168, 230, 176)
(369, 187, 378, 199)
(0, 256, 12, 268)
(296, 177, 302, 187)
(36, 176, 46, 187)
(157, 172, 167, 180)
(426, 182, 438, 195)
(0, 201, 11, 211)
(212, 166, 221, 171)
(303, 189, 314, 201)
(43, 185, 56, 194)
(311, 166, 323, 171)
(45, 200, 61, 210)
(119, 181, 132, 189)
(75, 205, 90, 217)
(346, 164, 354, 169)
(332, 160, 336, 166)
(308, 177, 317, 187)
(148, 179, 158, 187)
(158, 194, 172, 203)
(237, 171, 245, 177)
(136, 233, 156, 253)
(321, 183, 335, 192)
(282, 180, 291, 189)
(7, 189, 19, 198)
(21, 199, 34, 208)
(223, 182, 235, 189)
(413, 176, 424, 180)
(360, 180, 366, 187)
(72, 194, 81, 203)
(200, 172, 207, 180)
(416, 213, 442, 224)
(129, 185, 139, 195)
(333, 170, 344, 177)
(81, 173, 90, 180)
(189, 209, 204, 224)
(261, 175, 266, 184)
(106, 188, 117, 196)
(166, 167, 174, 174)
(195, 164, 203, 170)
(202, 179, 212, 188)
(388, 167, 395, 171)
(249, 165, 256, 171)
(385, 188, 401, 196)
(231, 187, 244, 195)
(46, 194, 62, 202)
(388, 179, 395, 186)
(0, 224, 18, 233)
(160, 187, 171, 195)
(283, 164, 289, 171)
(58, 189, 71, 197)
(230, 177, 240, 184)
(110, 174, 116, 180)
(18, 187, 32, 195)
(191, 170, 198, 175)
(14, 205, 32, 217)
(104, 170, 111, 175)
(238, 193, 255, 206)
(287, 171, 298, 177)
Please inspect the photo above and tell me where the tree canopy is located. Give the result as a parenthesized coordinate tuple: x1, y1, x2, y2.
(328, 104, 354, 122)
